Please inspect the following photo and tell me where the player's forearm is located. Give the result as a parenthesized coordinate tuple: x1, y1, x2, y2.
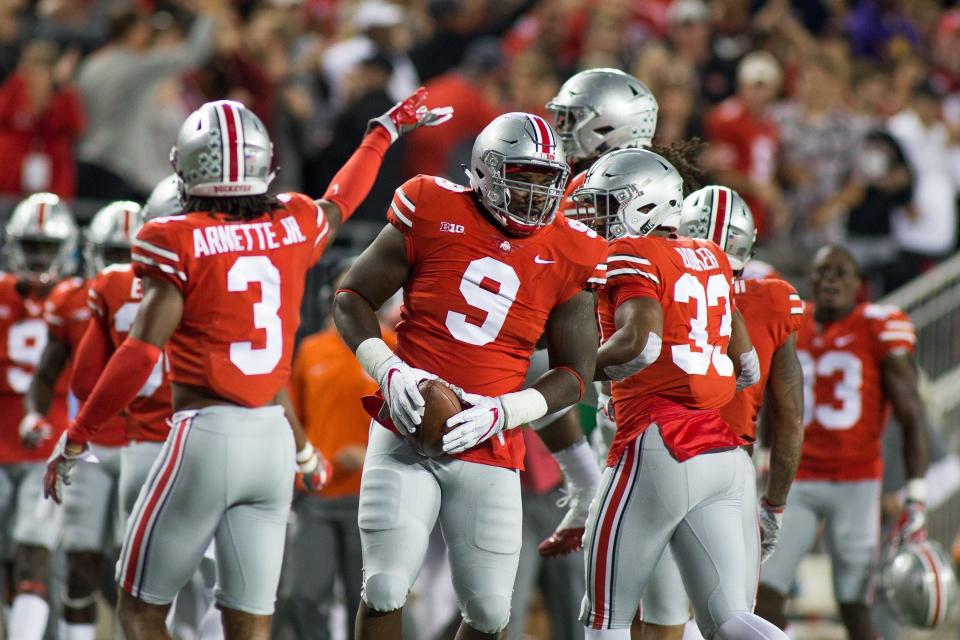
(332, 290, 385, 353)
(71, 320, 112, 401)
(319, 125, 392, 237)
(884, 357, 929, 479)
(26, 337, 69, 416)
(765, 412, 802, 506)
(274, 388, 307, 451)
(68, 337, 161, 445)
(530, 366, 586, 415)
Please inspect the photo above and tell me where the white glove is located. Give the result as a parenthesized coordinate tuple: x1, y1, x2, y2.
(443, 387, 548, 454)
(43, 432, 99, 504)
(591, 392, 616, 465)
(19, 411, 51, 449)
(357, 338, 435, 436)
(759, 499, 785, 564)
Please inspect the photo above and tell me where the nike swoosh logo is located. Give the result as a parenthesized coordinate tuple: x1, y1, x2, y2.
(835, 335, 855, 347)
(534, 255, 556, 264)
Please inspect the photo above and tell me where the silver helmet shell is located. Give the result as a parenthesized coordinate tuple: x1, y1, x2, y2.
(170, 100, 274, 197)
(678, 185, 757, 271)
(4, 192, 79, 284)
(572, 148, 683, 240)
(467, 112, 570, 237)
(143, 174, 184, 220)
(85, 201, 143, 273)
(879, 539, 957, 629)
(546, 68, 658, 162)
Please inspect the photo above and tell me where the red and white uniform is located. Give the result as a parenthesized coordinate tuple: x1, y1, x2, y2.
(131, 192, 328, 407)
(0, 274, 69, 463)
(87, 264, 171, 443)
(114, 192, 329, 613)
(720, 278, 804, 442)
(599, 234, 740, 465)
(795, 302, 915, 481)
(45, 277, 126, 446)
(381, 174, 608, 469)
(582, 235, 761, 637)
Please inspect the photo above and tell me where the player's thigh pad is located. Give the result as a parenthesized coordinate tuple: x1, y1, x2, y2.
(671, 447, 748, 639)
(12, 463, 62, 550)
(758, 481, 822, 595)
(119, 441, 164, 526)
(62, 445, 122, 552)
(358, 424, 442, 613)
(823, 479, 881, 604)
(581, 428, 680, 631)
(640, 545, 692, 626)
(438, 457, 522, 634)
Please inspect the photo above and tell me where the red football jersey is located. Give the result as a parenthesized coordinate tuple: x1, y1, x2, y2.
(88, 264, 171, 442)
(720, 278, 804, 442)
(600, 235, 741, 465)
(45, 277, 126, 446)
(130, 192, 329, 408)
(0, 274, 68, 463)
(796, 303, 915, 481)
(385, 175, 608, 470)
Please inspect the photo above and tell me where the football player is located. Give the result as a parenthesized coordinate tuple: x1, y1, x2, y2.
(539, 68, 705, 556)
(333, 112, 607, 640)
(630, 186, 806, 639)
(574, 149, 786, 640)
(0, 193, 78, 640)
(44, 90, 451, 640)
(24, 200, 140, 640)
(755, 245, 928, 640)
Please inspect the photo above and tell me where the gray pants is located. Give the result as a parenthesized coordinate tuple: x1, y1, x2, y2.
(116, 405, 294, 615)
(759, 479, 881, 604)
(507, 486, 585, 640)
(62, 444, 122, 552)
(274, 494, 363, 640)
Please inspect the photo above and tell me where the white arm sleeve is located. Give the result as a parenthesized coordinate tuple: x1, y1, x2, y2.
(603, 333, 662, 381)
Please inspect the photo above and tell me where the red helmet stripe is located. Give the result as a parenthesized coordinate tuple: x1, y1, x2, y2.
(36, 201, 45, 231)
(220, 103, 240, 182)
(123, 209, 131, 236)
(528, 114, 553, 155)
(917, 544, 944, 626)
(711, 187, 729, 247)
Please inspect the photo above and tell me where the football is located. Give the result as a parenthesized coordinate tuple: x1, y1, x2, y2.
(411, 379, 462, 458)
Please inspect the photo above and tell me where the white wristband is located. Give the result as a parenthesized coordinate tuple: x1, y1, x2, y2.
(906, 478, 926, 503)
(500, 388, 549, 430)
(355, 337, 394, 380)
(296, 442, 315, 464)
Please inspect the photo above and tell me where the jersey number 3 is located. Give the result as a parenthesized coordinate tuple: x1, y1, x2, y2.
(228, 256, 282, 375)
(672, 273, 733, 376)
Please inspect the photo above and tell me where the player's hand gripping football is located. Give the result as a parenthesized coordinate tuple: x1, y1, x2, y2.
(759, 498, 785, 563)
(375, 354, 436, 436)
(43, 432, 98, 504)
(369, 87, 454, 143)
(295, 443, 333, 494)
(18, 411, 52, 449)
(442, 390, 510, 454)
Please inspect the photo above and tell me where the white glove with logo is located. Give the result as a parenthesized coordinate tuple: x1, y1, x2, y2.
(357, 338, 435, 436)
(443, 387, 549, 455)
(759, 499, 785, 564)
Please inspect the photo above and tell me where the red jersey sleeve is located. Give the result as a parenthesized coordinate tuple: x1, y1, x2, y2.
(132, 220, 187, 292)
(864, 304, 916, 357)
(43, 278, 89, 343)
(605, 236, 663, 309)
(759, 278, 804, 347)
(386, 175, 431, 264)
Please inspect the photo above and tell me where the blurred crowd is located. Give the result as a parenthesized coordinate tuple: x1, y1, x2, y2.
(2, 0, 960, 293)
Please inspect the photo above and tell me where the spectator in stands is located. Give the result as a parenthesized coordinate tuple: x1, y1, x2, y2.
(773, 53, 859, 249)
(704, 51, 784, 239)
(845, 0, 921, 61)
(322, 0, 418, 114)
(274, 262, 396, 640)
(812, 130, 913, 295)
(665, 0, 740, 106)
(0, 40, 83, 198)
(402, 38, 504, 180)
(886, 80, 960, 290)
(75, 2, 218, 199)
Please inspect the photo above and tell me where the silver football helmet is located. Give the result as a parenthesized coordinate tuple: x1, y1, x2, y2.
(4, 192, 79, 285)
(170, 100, 274, 197)
(546, 68, 659, 162)
(572, 148, 683, 239)
(879, 540, 957, 629)
(142, 174, 184, 220)
(85, 201, 143, 273)
(467, 112, 570, 237)
(678, 185, 757, 271)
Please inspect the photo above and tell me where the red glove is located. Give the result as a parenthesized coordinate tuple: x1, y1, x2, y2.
(367, 87, 454, 143)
